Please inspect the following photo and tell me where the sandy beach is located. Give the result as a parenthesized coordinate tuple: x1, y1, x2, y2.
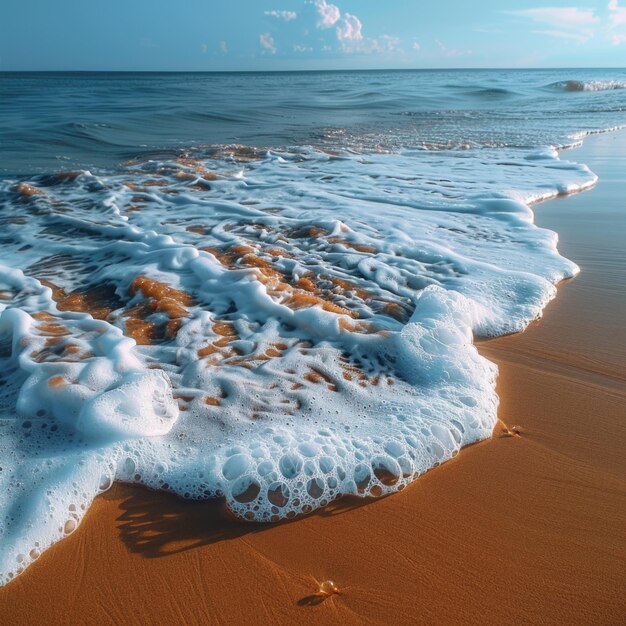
(1, 130, 625, 625)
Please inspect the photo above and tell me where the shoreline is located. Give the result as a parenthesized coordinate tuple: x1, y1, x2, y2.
(1, 130, 625, 624)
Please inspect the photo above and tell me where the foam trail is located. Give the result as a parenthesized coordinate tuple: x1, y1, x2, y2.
(0, 140, 598, 585)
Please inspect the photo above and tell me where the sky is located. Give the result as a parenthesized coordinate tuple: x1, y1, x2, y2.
(1, 0, 626, 71)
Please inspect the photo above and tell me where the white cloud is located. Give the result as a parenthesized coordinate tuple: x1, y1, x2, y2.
(533, 29, 591, 42)
(264, 10, 297, 21)
(314, 0, 341, 28)
(412, 40, 421, 50)
(293, 44, 313, 52)
(200, 43, 208, 54)
(309, 1, 400, 55)
(608, 0, 626, 27)
(373, 35, 400, 52)
(435, 39, 471, 58)
(219, 40, 228, 53)
(336, 13, 363, 42)
(508, 4, 626, 45)
(608, 0, 626, 43)
(505, 7, 599, 42)
(259, 32, 277, 54)
(507, 7, 599, 28)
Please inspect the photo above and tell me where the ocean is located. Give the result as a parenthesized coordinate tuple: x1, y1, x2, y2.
(1, 69, 625, 584)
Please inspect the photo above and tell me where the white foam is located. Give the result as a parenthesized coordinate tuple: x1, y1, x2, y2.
(555, 79, 626, 92)
(0, 142, 596, 584)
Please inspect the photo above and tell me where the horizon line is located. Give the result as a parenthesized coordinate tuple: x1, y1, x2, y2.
(2, 66, 626, 74)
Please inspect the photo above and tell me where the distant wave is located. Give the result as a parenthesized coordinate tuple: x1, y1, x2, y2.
(548, 79, 626, 92)
(465, 87, 516, 98)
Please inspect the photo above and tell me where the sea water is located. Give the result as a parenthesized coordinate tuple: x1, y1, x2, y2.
(0, 69, 625, 584)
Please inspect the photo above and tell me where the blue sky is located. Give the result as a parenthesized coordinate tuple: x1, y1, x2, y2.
(1, 0, 625, 70)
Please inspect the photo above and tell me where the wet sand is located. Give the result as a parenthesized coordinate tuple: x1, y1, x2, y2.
(1, 131, 625, 625)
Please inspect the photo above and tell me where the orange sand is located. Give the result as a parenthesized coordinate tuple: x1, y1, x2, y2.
(1, 132, 624, 625)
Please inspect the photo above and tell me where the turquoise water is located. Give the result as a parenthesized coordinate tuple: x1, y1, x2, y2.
(1, 69, 626, 175)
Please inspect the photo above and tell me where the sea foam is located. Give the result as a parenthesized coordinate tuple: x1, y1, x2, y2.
(551, 79, 626, 92)
(0, 143, 596, 584)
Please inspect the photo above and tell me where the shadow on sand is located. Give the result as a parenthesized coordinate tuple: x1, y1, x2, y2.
(297, 594, 328, 606)
(105, 483, 371, 559)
